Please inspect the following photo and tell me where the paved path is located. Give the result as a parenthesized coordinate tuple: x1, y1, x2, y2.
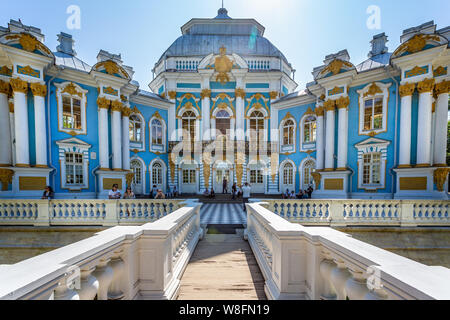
(200, 203, 247, 225)
(178, 230, 266, 300)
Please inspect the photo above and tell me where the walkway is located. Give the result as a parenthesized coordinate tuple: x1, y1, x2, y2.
(200, 203, 247, 225)
(178, 225, 266, 300)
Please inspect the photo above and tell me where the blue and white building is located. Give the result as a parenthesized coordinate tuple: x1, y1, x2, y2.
(0, 8, 448, 199)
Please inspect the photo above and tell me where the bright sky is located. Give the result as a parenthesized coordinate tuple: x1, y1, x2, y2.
(1, 0, 449, 91)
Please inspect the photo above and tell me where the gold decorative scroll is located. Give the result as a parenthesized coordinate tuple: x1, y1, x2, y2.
(270, 151, 278, 183)
(311, 172, 321, 188)
(215, 46, 233, 84)
(201, 89, 211, 99)
(126, 172, 134, 187)
(122, 107, 132, 117)
(0, 80, 10, 95)
(19, 33, 39, 52)
(235, 88, 246, 99)
(62, 83, 82, 97)
(397, 34, 441, 55)
(336, 96, 350, 109)
(30, 82, 47, 97)
(9, 78, 28, 93)
(100, 60, 119, 75)
(315, 106, 324, 117)
(417, 78, 435, 93)
(202, 153, 211, 189)
(434, 80, 450, 95)
(97, 97, 111, 110)
(169, 152, 176, 182)
(434, 168, 450, 192)
(399, 83, 416, 97)
(321, 59, 354, 76)
(323, 99, 336, 112)
(433, 66, 447, 78)
(269, 91, 279, 100)
(0, 169, 14, 191)
(153, 111, 163, 120)
(364, 83, 383, 97)
(168, 91, 177, 100)
(111, 100, 123, 112)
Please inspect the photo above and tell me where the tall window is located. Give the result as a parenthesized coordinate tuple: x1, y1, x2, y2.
(152, 163, 163, 185)
(216, 110, 231, 136)
(303, 116, 317, 143)
(151, 119, 163, 146)
(250, 170, 264, 184)
(364, 97, 383, 131)
(182, 169, 196, 184)
(65, 152, 84, 186)
(182, 111, 196, 142)
(303, 160, 315, 188)
(62, 96, 82, 130)
(129, 115, 142, 142)
(363, 153, 381, 185)
(283, 163, 294, 185)
(131, 160, 142, 185)
(283, 120, 295, 146)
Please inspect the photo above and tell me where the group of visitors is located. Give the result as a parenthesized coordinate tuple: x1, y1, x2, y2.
(108, 185, 136, 199)
(283, 186, 314, 200)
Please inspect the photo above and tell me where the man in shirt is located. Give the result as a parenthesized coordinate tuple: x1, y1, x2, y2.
(108, 184, 122, 199)
(242, 183, 251, 213)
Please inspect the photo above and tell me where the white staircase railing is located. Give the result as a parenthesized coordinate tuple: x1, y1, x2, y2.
(245, 202, 450, 300)
(262, 199, 450, 227)
(0, 199, 185, 226)
(0, 200, 203, 300)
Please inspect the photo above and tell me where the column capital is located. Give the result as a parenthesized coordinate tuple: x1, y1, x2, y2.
(336, 96, 350, 110)
(10, 78, 28, 94)
(30, 82, 47, 97)
(122, 107, 132, 117)
(434, 80, 450, 96)
(417, 78, 435, 94)
(324, 99, 336, 112)
(235, 88, 246, 99)
(399, 83, 416, 97)
(111, 100, 123, 113)
(269, 91, 279, 100)
(168, 91, 177, 100)
(97, 97, 111, 110)
(0, 80, 10, 95)
(200, 89, 211, 99)
(315, 106, 325, 117)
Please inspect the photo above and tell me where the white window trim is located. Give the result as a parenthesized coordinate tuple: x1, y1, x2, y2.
(246, 106, 269, 143)
(149, 158, 167, 192)
(299, 113, 317, 152)
(299, 157, 317, 190)
(55, 82, 88, 135)
(211, 105, 235, 140)
(279, 159, 297, 192)
(150, 116, 167, 153)
(130, 156, 147, 194)
(355, 138, 390, 191)
(279, 117, 297, 154)
(129, 113, 146, 152)
(177, 107, 200, 142)
(56, 138, 91, 191)
(357, 82, 391, 136)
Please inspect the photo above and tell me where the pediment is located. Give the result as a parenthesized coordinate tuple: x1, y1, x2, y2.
(355, 137, 390, 148)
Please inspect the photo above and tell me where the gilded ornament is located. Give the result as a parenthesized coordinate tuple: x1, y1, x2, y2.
(215, 46, 233, 85)
(323, 100, 336, 112)
(68, 131, 78, 137)
(168, 91, 177, 100)
(269, 91, 279, 99)
(30, 82, 47, 97)
(126, 172, 135, 187)
(433, 66, 447, 78)
(336, 96, 350, 109)
(328, 86, 344, 96)
(399, 83, 416, 97)
(394, 34, 441, 56)
(160, 92, 166, 99)
(122, 107, 132, 117)
(132, 149, 139, 154)
(235, 88, 246, 99)
(169, 153, 176, 182)
(19, 33, 39, 52)
(103, 86, 118, 96)
(434, 168, 450, 192)
(10, 78, 28, 94)
(363, 83, 383, 97)
(17, 65, 40, 78)
(0, 80, 11, 95)
(315, 106, 324, 117)
(97, 97, 111, 110)
(153, 111, 163, 120)
(131, 106, 142, 115)
(0, 169, 14, 191)
(321, 59, 353, 76)
(201, 89, 211, 99)
(304, 107, 315, 115)
(319, 94, 326, 101)
(311, 172, 321, 188)
(417, 78, 435, 93)
(62, 83, 82, 97)
(100, 60, 119, 75)
(281, 112, 294, 122)
(9, 102, 14, 113)
(434, 80, 450, 95)
(405, 66, 428, 78)
(0, 66, 12, 77)
(202, 155, 211, 189)
(111, 100, 123, 112)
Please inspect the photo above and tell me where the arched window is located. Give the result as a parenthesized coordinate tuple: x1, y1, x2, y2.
(182, 111, 196, 141)
(250, 110, 265, 143)
(283, 163, 294, 186)
(151, 119, 163, 146)
(303, 116, 317, 144)
(131, 160, 142, 185)
(129, 115, 143, 143)
(303, 160, 316, 189)
(283, 120, 295, 146)
(216, 110, 230, 136)
(152, 162, 163, 185)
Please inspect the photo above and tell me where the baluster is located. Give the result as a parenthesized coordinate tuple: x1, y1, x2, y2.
(92, 259, 114, 300)
(78, 266, 99, 300)
(54, 274, 80, 300)
(329, 259, 352, 300)
(108, 255, 125, 300)
(319, 258, 337, 300)
(345, 269, 369, 300)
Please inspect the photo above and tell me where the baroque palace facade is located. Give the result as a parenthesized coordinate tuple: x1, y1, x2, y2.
(0, 8, 449, 199)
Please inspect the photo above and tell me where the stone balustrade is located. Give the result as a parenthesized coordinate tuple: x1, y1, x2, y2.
(245, 202, 450, 300)
(261, 199, 449, 227)
(0, 200, 203, 300)
(0, 199, 185, 226)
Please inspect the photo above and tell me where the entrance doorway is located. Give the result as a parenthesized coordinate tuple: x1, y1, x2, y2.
(213, 162, 233, 193)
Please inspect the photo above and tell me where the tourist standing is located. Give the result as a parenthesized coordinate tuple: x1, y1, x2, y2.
(41, 186, 54, 200)
(108, 184, 122, 199)
(151, 185, 158, 198)
(232, 183, 237, 200)
(242, 183, 251, 213)
(223, 178, 228, 194)
(307, 186, 314, 199)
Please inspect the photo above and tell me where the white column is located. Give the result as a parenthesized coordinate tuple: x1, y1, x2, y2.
(97, 98, 110, 170)
(111, 101, 123, 170)
(122, 109, 131, 171)
(235, 88, 246, 141)
(270, 102, 279, 143)
(433, 81, 449, 166)
(337, 97, 349, 170)
(324, 100, 336, 170)
(201, 89, 211, 141)
(416, 79, 435, 166)
(315, 106, 325, 170)
(168, 91, 176, 142)
(0, 80, 12, 167)
(31, 83, 48, 167)
(10, 78, 30, 167)
(398, 83, 415, 167)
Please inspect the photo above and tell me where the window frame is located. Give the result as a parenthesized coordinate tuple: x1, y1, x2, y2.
(279, 115, 297, 154)
(357, 82, 391, 136)
(129, 113, 146, 152)
(56, 138, 91, 191)
(150, 115, 166, 153)
(55, 82, 88, 136)
(299, 112, 317, 152)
